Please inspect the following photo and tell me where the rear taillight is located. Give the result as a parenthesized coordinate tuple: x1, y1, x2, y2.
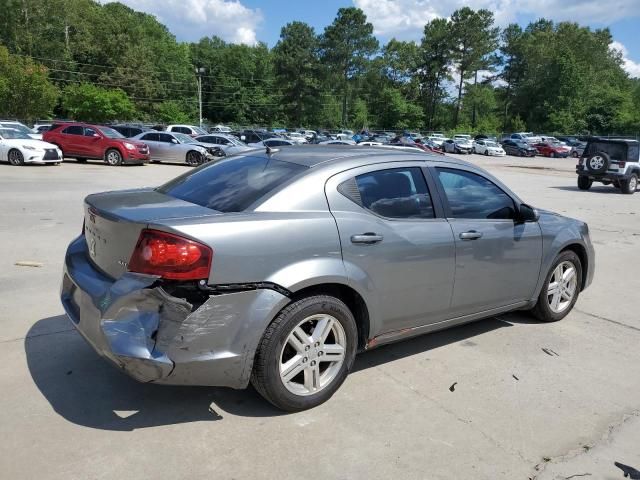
(128, 229, 212, 281)
(618, 162, 626, 169)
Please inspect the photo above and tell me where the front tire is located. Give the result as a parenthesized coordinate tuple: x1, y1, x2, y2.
(8, 149, 24, 166)
(531, 251, 582, 322)
(186, 150, 202, 166)
(251, 295, 357, 412)
(620, 174, 637, 195)
(105, 149, 123, 166)
(577, 176, 592, 190)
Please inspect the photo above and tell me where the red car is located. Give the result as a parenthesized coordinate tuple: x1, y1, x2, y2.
(43, 122, 150, 165)
(533, 142, 571, 158)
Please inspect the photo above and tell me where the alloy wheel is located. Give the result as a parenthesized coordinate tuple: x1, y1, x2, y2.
(279, 314, 346, 396)
(589, 155, 604, 170)
(8, 150, 23, 166)
(106, 150, 121, 165)
(547, 261, 578, 314)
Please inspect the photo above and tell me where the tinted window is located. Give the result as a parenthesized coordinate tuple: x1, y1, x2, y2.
(436, 168, 515, 220)
(198, 136, 217, 144)
(158, 156, 308, 212)
(354, 168, 434, 219)
(141, 133, 159, 141)
(62, 125, 84, 135)
(265, 140, 291, 147)
(173, 127, 190, 134)
(585, 142, 627, 161)
(158, 133, 175, 143)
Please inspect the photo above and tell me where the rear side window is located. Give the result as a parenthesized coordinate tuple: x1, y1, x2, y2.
(436, 168, 515, 220)
(158, 156, 308, 212)
(347, 167, 434, 219)
(585, 142, 627, 161)
(62, 125, 84, 135)
(141, 133, 159, 141)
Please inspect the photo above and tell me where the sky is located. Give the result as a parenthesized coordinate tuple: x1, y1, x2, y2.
(105, 0, 640, 77)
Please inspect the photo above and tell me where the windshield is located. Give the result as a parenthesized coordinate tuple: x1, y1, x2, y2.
(158, 155, 308, 212)
(2, 123, 33, 135)
(192, 126, 207, 135)
(485, 141, 499, 147)
(174, 133, 197, 144)
(99, 127, 125, 139)
(0, 128, 32, 140)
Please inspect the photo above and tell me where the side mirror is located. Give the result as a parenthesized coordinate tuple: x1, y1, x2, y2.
(518, 203, 539, 222)
(240, 135, 246, 141)
(93, 133, 100, 138)
(171, 138, 179, 144)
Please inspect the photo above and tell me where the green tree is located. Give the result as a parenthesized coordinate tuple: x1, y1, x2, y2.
(61, 83, 136, 122)
(0, 46, 58, 121)
(320, 7, 379, 126)
(449, 8, 499, 127)
(273, 22, 321, 126)
(419, 18, 454, 130)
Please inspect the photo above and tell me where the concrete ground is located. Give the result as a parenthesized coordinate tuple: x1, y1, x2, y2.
(0, 152, 638, 480)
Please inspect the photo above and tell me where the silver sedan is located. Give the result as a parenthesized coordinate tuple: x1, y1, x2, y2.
(61, 146, 594, 411)
(132, 131, 222, 166)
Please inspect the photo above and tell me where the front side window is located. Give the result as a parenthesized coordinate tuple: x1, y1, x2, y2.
(436, 168, 516, 220)
(84, 127, 98, 137)
(158, 133, 175, 143)
(352, 167, 435, 219)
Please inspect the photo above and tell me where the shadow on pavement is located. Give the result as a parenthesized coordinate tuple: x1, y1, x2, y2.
(550, 185, 622, 194)
(26, 312, 531, 430)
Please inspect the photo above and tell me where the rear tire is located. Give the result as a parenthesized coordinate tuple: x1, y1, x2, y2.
(8, 149, 24, 166)
(577, 176, 592, 190)
(620, 174, 637, 195)
(531, 251, 582, 322)
(251, 295, 357, 412)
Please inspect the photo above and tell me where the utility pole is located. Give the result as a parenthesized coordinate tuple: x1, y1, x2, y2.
(195, 67, 205, 128)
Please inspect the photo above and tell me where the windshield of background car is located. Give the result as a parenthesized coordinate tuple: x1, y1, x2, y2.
(192, 126, 207, 135)
(585, 142, 628, 161)
(158, 155, 308, 212)
(0, 128, 31, 140)
(174, 133, 197, 144)
(99, 127, 125, 139)
(2, 123, 33, 135)
(486, 141, 499, 147)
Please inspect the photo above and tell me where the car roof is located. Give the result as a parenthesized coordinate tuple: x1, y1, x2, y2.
(588, 137, 639, 145)
(245, 144, 473, 169)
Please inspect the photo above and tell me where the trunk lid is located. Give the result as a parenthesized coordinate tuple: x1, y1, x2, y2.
(84, 188, 216, 278)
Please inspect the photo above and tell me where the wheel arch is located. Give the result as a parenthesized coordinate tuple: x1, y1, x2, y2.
(105, 146, 124, 160)
(559, 243, 589, 291)
(288, 283, 370, 351)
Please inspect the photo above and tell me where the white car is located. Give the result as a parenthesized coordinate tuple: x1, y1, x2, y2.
(33, 123, 53, 134)
(166, 124, 208, 136)
(0, 120, 42, 140)
(248, 138, 295, 148)
(299, 130, 317, 141)
(473, 140, 506, 156)
(285, 132, 307, 144)
(335, 130, 354, 140)
(427, 136, 445, 147)
(319, 139, 357, 145)
(194, 134, 252, 155)
(0, 127, 62, 165)
(210, 124, 232, 133)
(511, 132, 542, 144)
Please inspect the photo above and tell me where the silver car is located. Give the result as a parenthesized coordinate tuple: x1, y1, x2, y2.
(61, 146, 594, 411)
(132, 131, 221, 166)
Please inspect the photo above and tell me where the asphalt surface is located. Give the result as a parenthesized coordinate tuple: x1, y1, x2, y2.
(1, 152, 639, 480)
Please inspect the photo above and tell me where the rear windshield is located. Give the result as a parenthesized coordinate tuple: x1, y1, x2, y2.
(585, 142, 629, 161)
(158, 155, 308, 212)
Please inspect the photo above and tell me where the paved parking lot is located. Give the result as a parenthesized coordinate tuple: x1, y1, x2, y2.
(1, 152, 639, 479)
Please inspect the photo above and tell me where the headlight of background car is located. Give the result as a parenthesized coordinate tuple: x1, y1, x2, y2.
(124, 142, 136, 151)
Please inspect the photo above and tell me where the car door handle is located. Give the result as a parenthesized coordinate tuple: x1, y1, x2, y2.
(351, 233, 384, 244)
(459, 230, 483, 240)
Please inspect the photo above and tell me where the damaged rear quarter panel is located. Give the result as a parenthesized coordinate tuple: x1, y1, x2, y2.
(155, 288, 290, 388)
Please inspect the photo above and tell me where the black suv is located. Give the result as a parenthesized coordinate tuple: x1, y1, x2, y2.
(576, 138, 640, 195)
